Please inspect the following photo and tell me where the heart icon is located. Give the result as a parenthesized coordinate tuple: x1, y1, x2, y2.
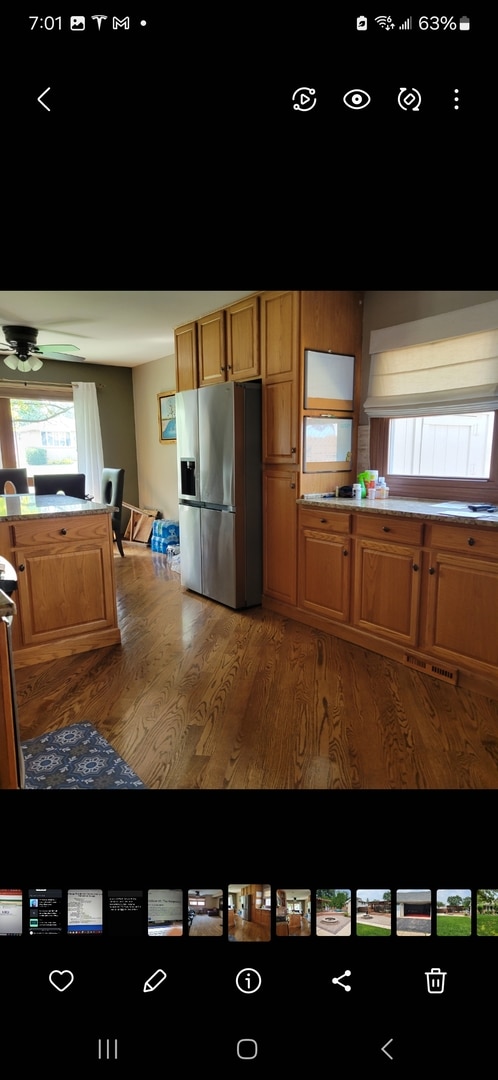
(49, 970, 74, 992)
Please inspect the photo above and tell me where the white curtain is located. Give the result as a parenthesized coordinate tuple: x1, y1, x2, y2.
(364, 301, 498, 418)
(72, 381, 104, 500)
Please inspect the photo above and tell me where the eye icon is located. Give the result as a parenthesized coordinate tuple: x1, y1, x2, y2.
(343, 89, 371, 110)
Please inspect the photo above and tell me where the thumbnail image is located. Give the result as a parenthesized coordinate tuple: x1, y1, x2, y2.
(396, 888, 432, 936)
(356, 890, 391, 936)
(187, 889, 223, 935)
(228, 884, 271, 941)
(316, 889, 351, 936)
(477, 889, 498, 936)
(0, 889, 23, 936)
(276, 889, 311, 936)
(436, 889, 471, 936)
(147, 889, 183, 936)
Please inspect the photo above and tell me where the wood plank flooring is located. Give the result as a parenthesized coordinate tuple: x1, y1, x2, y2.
(14, 543, 498, 789)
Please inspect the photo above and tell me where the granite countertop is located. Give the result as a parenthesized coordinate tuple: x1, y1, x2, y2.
(297, 494, 498, 527)
(0, 494, 113, 522)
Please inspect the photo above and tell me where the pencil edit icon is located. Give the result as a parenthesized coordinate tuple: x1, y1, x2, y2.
(143, 968, 167, 993)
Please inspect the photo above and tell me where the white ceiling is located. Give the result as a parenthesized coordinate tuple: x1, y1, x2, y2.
(0, 291, 257, 367)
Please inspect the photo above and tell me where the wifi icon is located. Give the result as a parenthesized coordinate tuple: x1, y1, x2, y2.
(375, 15, 395, 30)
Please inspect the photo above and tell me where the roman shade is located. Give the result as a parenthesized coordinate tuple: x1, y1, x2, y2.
(364, 300, 498, 418)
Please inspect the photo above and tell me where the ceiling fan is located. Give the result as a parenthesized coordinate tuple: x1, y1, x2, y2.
(0, 325, 86, 372)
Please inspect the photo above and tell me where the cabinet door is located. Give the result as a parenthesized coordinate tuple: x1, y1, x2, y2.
(263, 469, 297, 605)
(299, 527, 351, 621)
(226, 295, 260, 380)
(175, 322, 198, 391)
(352, 539, 422, 645)
(423, 551, 498, 671)
(261, 290, 299, 464)
(261, 290, 299, 378)
(263, 380, 298, 464)
(14, 539, 117, 645)
(198, 309, 226, 385)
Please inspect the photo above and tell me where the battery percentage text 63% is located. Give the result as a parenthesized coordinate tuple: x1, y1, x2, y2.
(418, 16, 458, 30)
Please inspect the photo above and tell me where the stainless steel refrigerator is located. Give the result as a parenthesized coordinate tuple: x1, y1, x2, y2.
(176, 381, 262, 609)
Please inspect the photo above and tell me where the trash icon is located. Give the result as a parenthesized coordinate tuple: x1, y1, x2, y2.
(425, 967, 446, 994)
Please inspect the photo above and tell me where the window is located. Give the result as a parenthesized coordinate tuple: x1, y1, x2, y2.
(365, 301, 498, 501)
(0, 384, 77, 484)
(388, 412, 494, 478)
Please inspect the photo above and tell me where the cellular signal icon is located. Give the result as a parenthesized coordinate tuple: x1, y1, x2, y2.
(399, 16, 412, 30)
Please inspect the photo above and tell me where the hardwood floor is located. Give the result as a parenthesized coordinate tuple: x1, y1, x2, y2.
(14, 542, 498, 789)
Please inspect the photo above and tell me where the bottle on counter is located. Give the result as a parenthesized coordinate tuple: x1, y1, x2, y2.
(376, 477, 389, 498)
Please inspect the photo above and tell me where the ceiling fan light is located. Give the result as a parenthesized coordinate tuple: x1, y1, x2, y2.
(30, 356, 43, 371)
(17, 358, 32, 372)
(4, 355, 19, 370)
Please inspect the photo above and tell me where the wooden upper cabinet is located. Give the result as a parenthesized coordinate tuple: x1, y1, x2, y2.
(261, 290, 300, 379)
(226, 295, 260, 380)
(175, 321, 198, 392)
(300, 290, 363, 355)
(198, 309, 226, 386)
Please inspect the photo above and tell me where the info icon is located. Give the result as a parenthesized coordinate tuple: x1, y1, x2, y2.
(70, 16, 86, 30)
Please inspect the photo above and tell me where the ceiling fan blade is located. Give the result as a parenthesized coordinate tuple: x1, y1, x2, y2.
(39, 350, 86, 362)
(37, 343, 80, 353)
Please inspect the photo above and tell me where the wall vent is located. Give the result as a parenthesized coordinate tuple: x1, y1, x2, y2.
(403, 653, 459, 685)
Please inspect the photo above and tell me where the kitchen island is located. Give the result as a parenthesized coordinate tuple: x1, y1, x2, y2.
(275, 494, 498, 699)
(0, 494, 121, 668)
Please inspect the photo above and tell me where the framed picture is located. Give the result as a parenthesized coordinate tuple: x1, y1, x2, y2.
(158, 391, 176, 443)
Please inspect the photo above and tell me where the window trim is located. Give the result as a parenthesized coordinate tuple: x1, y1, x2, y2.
(369, 413, 498, 502)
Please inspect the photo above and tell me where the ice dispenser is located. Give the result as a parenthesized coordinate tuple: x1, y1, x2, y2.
(180, 458, 196, 498)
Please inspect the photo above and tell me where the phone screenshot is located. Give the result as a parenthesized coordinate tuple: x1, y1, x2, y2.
(1, 9, 497, 1070)
(67, 889, 103, 934)
(27, 888, 64, 935)
(105, 890, 145, 936)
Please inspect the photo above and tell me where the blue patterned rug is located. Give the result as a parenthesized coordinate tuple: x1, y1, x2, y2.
(21, 722, 146, 789)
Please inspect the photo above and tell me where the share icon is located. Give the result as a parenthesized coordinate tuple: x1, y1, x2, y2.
(332, 969, 352, 992)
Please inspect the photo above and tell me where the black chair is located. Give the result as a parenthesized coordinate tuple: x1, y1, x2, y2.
(101, 467, 125, 557)
(0, 467, 29, 494)
(33, 473, 87, 499)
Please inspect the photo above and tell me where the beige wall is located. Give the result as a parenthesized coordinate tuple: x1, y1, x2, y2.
(132, 353, 179, 521)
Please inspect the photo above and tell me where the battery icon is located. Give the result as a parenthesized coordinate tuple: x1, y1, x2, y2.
(459, 16, 470, 30)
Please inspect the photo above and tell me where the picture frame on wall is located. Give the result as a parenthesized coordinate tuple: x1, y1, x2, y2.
(158, 391, 176, 443)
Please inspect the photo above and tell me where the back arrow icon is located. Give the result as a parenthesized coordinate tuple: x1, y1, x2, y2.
(38, 88, 51, 112)
(381, 1038, 394, 1060)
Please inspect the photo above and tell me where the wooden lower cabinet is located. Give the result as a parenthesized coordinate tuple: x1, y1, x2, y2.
(298, 510, 351, 621)
(4, 510, 121, 666)
(352, 538, 422, 646)
(263, 469, 297, 606)
(422, 550, 498, 671)
(266, 502, 498, 694)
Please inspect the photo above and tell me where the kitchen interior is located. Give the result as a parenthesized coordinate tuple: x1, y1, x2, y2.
(1, 290, 498, 790)
(228, 885, 271, 941)
(275, 889, 311, 936)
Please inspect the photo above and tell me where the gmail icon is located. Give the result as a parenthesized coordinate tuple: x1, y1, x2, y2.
(112, 16, 130, 29)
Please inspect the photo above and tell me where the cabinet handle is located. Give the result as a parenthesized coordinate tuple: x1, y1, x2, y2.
(343, 549, 348, 556)
(429, 567, 435, 574)
(290, 482, 296, 489)
(382, 526, 391, 532)
(467, 537, 476, 546)
(320, 518, 327, 523)
(18, 564, 25, 572)
(412, 563, 419, 572)
(60, 528, 67, 535)
(291, 447, 297, 454)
